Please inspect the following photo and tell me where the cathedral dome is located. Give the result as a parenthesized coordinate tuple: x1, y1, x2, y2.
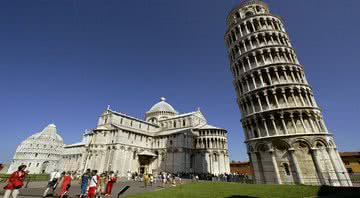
(145, 97, 178, 123)
(147, 97, 177, 114)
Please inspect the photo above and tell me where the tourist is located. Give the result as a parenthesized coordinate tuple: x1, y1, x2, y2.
(100, 173, 107, 195)
(143, 173, 149, 188)
(43, 169, 61, 197)
(162, 172, 167, 186)
(128, 171, 132, 181)
(80, 169, 91, 198)
(88, 170, 99, 198)
(104, 171, 116, 196)
(59, 172, 72, 198)
(3, 165, 27, 198)
(149, 174, 154, 186)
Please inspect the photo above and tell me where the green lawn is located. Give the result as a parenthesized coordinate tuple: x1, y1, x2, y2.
(125, 182, 360, 198)
(0, 173, 49, 182)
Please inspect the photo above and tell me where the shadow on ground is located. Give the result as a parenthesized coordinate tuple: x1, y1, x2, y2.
(226, 196, 257, 198)
(317, 185, 360, 198)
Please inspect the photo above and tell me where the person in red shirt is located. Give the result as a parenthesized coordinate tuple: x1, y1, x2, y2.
(3, 165, 27, 198)
(104, 171, 117, 196)
(59, 172, 72, 198)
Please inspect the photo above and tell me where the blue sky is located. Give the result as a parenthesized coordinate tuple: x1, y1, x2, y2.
(0, 0, 359, 163)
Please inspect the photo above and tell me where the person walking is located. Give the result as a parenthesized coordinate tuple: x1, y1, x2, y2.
(100, 173, 107, 195)
(88, 170, 99, 198)
(104, 171, 116, 196)
(80, 169, 91, 198)
(3, 165, 27, 198)
(43, 169, 61, 197)
(143, 173, 149, 188)
(59, 172, 72, 198)
(149, 174, 154, 186)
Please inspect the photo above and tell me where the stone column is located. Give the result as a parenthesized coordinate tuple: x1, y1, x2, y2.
(326, 148, 342, 186)
(290, 114, 298, 134)
(264, 92, 271, 110)
(258, 71, 265, 86)
(262, 118, 270, 137)
(273, 90, 280, 108)
(280, 113, 288, 135)
(251, 74, 257, 89)
(334, 149, 353, 186)
(307, 115, 316, 133)
(299, 114, 307, 133)
(288, 148, 304, 184)
(269, 149, 282, 184)
(311, 148, 326, 185)
(266, 69, 273, 85)
(256, 94, 263, 111)
(282, 90, 289, 107)
(270, 115, 278, 135)
(112, 148, 119, 173)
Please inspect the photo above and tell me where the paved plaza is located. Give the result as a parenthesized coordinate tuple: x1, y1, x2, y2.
(0, 178, 183, 198)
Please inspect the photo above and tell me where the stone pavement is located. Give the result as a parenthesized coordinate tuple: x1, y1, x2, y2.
(0, 179, 183, 198)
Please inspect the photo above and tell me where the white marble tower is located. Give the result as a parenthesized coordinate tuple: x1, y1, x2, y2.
(225, 0, 352, 186)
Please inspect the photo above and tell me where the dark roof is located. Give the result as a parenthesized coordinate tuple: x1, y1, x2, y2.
(339, 152, 360, 157)
(230, 161, 250, 165)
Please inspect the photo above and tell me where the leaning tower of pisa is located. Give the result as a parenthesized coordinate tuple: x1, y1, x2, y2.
(225, 0, 352, 186)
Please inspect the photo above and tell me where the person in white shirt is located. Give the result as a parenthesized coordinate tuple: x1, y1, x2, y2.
(88, 170, 99, 198)
(43, 170, 61, 197)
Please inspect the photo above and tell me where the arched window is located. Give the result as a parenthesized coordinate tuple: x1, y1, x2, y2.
(170, 140, 173, 146)
(256, 6, 262, 12)
(35, 153, 38, 157)
(254, 130, 259, 138)
(214, 153, 218, 161)
(183, 120, 186, 127)
(235, 12, 240, 18)
(283, 163, 291, 176)
(245, 11, 254, 17)
(174, 122, 176, 128)
(133, 151, 137, 160)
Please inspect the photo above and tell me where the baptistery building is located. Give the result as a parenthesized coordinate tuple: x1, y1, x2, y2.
(7, 124, 64, 174)
(225, 0, 352, 186)
(8, 98, 230, 176)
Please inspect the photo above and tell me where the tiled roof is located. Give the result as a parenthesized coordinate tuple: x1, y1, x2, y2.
(339, 152, 360, 157)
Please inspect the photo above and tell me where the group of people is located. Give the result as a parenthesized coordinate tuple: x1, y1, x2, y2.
(79, 169, 118, 198)
(43, 170, 73, 198)
(128, 171, 182, 188)
(43, 169, 118, 198)
(2, 165, 118, 198)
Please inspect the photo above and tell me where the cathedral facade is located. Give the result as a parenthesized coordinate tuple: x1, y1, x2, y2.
(225, 0, 352, 186)
(8, 98, 230, 176)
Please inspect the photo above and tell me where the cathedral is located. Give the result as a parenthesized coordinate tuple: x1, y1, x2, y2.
(8, 98, 230, 176)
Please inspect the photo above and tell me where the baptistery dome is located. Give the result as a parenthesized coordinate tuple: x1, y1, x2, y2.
(7, 124, 64, 174)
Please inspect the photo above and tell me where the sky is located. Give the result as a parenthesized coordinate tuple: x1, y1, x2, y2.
(0, 0, 359, 163)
